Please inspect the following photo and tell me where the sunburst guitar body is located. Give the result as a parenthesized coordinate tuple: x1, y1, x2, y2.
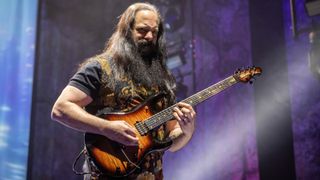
(85, 94, 172, 178)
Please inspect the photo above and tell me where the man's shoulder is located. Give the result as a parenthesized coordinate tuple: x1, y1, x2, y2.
(92, 54, 112, 76)
(80, 54, 112, 71)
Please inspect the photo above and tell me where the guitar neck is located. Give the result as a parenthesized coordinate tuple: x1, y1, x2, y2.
(143, 75, 239, 131)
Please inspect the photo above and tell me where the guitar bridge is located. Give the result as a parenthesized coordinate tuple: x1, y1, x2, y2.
(135, 122, 149, 136)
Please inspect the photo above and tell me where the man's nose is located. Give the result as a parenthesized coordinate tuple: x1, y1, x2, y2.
(144, 31, 154, 41)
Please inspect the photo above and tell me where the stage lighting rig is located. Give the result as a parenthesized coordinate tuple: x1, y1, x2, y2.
(166, 38, 185, 70)
(305, 0, 320, 16)
(308, 31, 320, 80)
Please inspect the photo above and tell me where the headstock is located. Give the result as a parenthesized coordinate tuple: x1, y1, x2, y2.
(234, 66, 262, 83)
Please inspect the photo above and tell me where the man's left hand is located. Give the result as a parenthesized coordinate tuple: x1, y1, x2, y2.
(172, 102, 196, 137)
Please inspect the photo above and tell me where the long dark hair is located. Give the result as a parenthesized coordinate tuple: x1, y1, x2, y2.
(102, 3, 176, 103)
(104, 3, 166, 65)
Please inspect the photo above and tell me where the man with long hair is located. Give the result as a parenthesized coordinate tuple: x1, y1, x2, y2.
(51, 3, 196, 179)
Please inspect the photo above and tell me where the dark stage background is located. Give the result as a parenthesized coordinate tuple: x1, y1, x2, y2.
(27, 0, 320, 180)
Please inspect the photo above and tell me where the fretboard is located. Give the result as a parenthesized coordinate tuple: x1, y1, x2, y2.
(143, 75, 239, 131)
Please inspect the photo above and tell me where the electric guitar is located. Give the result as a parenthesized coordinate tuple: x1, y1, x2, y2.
(84, 66, 262, 178)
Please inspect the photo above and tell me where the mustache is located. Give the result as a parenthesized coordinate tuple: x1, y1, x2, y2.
(136, 40, 157, 58)
(137, 40, 155, 47)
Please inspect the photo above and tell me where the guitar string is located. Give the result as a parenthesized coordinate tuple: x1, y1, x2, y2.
(145, 77, 236, 129)
(148, 79, 225, 128)
(143, 76, 237, 130)
(151, 77, 233, 129)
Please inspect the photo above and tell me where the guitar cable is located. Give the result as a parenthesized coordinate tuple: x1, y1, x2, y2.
(120, 147, 141, 169)
(72, 148, 95, 176)
(72, 147, 141, 178)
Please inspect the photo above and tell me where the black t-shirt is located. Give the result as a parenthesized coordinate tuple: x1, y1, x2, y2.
(68, 60, 102, 99)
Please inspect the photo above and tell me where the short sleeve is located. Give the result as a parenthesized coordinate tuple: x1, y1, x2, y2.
(68, 60, 102, 99)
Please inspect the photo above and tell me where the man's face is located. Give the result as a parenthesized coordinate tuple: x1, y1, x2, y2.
(132, 10, 159, 57)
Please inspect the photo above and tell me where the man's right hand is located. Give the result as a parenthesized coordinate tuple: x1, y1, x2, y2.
(101, 120, 139, 146)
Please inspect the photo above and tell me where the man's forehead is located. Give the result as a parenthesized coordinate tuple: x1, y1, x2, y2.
(134, 10, 159, 28)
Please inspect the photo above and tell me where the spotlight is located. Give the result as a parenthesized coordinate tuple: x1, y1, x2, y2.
(305, 0, 320, 16)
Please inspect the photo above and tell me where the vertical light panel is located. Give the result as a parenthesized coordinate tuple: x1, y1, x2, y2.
(0, 0, 38, 179)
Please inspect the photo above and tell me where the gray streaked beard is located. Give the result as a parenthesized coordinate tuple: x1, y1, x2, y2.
(106, 37, 176, 104)
(121, 38, 171, 90)
(126, 55, 167, 89)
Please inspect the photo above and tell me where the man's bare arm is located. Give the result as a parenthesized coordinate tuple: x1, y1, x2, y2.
(51, 85, 138, 146)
